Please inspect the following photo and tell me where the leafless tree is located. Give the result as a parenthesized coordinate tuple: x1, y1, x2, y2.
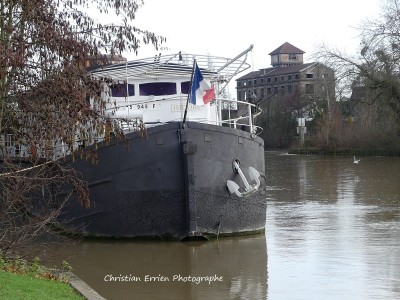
(0, 0, 164, 257)
(311, 0, 400, 149)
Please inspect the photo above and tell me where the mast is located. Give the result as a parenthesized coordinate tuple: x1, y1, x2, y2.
(217, 44, 254, 73)
(216, 45, 254, 125)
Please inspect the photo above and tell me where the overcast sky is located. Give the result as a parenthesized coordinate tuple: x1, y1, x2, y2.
(129, 0, 382, 70)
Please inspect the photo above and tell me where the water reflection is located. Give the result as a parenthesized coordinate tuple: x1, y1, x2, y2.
(35, 152, 400, 299)
(61, 235, 267, 300)
(266, 152, 400, 300)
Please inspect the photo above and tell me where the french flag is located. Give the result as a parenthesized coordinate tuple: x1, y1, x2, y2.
(190, 63, 215, 105)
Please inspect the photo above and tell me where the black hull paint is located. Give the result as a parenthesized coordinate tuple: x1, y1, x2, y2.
(57, 122, 266, 240)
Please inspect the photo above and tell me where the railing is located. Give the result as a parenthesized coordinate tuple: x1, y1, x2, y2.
(104, 95, 263, 135)
(216, 97, 263, 135)
(1, 97, 262, 160)
(0, 138, 71, 160)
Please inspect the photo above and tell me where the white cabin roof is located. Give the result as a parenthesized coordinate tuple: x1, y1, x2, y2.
(89, 52, 251, 82)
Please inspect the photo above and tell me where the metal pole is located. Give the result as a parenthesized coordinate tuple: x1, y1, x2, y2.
(248, 103, 253, 133)
(182, 60, 196, 129)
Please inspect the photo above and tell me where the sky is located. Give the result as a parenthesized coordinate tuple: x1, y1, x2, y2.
(127, 0, 383, 71)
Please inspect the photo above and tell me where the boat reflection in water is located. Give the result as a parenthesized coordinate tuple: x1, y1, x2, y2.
(62, 234, 267, 300)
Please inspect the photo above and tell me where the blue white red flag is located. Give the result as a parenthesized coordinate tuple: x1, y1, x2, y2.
(190, 63, 215, 105)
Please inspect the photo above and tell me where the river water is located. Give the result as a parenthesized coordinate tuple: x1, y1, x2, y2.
(50, 152, 400, 299)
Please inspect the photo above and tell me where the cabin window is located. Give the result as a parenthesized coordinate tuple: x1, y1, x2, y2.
(110, 83, 135, 97)
(139, 82, 177, 96)
(181, 81, 190, 94)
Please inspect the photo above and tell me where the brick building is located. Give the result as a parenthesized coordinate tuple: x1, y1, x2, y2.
(236, 42, 335, 113)
(235, 42, 335, 147)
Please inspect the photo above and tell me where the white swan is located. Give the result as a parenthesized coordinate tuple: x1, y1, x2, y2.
(353, 156, 360, 164)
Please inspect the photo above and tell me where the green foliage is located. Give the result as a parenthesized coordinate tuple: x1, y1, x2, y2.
(61, 260, 72, 272)
(30, 257, 42, 274)
(0, 255, 73, 283)
(0, 271, 84, 300)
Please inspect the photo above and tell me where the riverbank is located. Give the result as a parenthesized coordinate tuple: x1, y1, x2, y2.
(0, 255, 105, 300)
(0, 271, 83, 299)
(288, 148, 400, 156)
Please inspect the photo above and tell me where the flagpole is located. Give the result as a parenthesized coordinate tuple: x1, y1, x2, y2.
(182, 59, 196, 129)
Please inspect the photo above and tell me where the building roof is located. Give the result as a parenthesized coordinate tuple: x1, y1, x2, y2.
(268, 42, 305, 55)
(236, 63, 316, 81)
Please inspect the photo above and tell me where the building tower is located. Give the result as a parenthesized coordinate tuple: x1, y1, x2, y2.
(269, 42, 305, 68)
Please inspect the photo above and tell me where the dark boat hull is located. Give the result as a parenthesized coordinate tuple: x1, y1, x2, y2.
(57, 122, 266, 240)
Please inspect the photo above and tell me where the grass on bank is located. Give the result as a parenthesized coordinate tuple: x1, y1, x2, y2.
(0, 271, 84, 300)
(0, 255, 84, 300)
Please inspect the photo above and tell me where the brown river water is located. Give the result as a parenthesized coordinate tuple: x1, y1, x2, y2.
(44, 152, 400, 299)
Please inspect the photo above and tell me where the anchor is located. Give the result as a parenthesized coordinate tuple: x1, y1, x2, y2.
(227, 160, 261, 197)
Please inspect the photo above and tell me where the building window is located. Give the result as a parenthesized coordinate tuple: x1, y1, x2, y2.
(274, 76, 277, 82)
(274, 87, 278, 94)
(306, 84, 314, 95)
(288, 74, 292, 80)
(288, 84, 292, 93)
(289, 54, 297, 60)
(267, 77, 271, 83)
(295, 74, 299, 79)
(261, 78, 264, 84)
(254, 79, 257, 85)
(248, 90, 256, 101)
(280, 85, 285, 95)
(267, 88, 271, 95)
(306, 73, 314, 79)
(281, 75, 284, 81)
